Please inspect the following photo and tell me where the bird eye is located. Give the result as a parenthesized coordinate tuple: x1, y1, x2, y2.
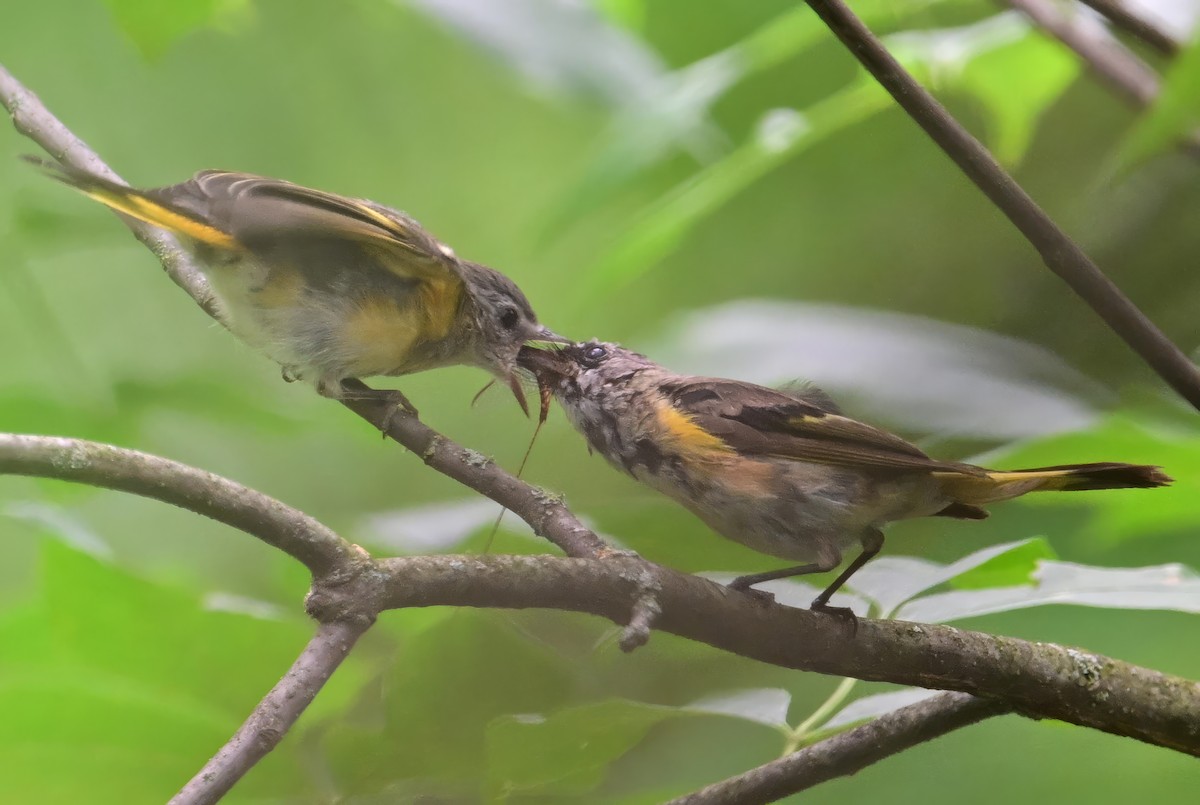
(499, 306, 520, 330)
(579, 344, 607, 367)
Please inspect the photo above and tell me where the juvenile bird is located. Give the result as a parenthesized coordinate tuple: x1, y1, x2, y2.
(519, 341, 1171, 621)
(25, 156, 561, 413)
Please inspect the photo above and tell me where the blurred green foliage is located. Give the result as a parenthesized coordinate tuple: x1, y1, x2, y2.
(2, 0, 1199, 802)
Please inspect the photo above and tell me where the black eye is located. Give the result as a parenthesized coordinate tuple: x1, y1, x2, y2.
(579, 344, 607, 367)
(499, 306, 520, 330)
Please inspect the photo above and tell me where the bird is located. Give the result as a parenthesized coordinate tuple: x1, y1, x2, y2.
(518, 341, 1172, 623)
(24, 155, 563, 414)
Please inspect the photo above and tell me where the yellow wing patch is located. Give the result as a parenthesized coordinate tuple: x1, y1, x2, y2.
(656, 401, 734, 457)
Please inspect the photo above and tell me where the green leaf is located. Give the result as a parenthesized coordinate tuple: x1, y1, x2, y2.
(0, 541, 336, 802)
(1117, 33, 1200, 169)
(847, 539, 1050, 615)
(323, 609, 576, 794)
(896, 559, 1200, 622)
(956, 18, 1080, 165)
(948, 537, 1056, 590)
(986, 416, 1200, 544)
(102, 0, 252, 60)
(487, 699, 676, 799)
(584, 80, 890, 294)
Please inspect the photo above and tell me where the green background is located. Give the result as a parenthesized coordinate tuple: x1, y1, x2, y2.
(1, 0, 1198, 801)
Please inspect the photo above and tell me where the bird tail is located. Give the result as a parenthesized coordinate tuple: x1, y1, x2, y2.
(21, 155, 236, 249)
(935, 462, 1172, 506)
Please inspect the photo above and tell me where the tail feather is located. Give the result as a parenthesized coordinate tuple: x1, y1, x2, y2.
(21, 155, 236, 249)
(935, 461, 1171, 505)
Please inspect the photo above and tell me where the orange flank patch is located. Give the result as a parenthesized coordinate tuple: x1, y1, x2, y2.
(83, 187, 238, 249)
(342, 296, 422, 375)
(655, 402, 733, 457)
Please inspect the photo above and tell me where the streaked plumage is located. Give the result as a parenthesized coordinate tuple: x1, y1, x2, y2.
(519, 342, 1171, 619)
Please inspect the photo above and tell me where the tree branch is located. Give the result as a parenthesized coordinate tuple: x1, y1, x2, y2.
(1008, 0, 1161, 106)
(0, 433, 364, 580)
(374, 554, 1200, 756)
(1005, 0, 1200, 157)
(1076, 0, 1179, 57)
(0, 61, 612, 562)
(668, 692, 1010, 804)
(0, 66, 219, 318)
(803, 0, 1200, 412)
(168, 619, 371, 805)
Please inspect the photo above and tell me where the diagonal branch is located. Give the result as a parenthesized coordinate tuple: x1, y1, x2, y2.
(1077, 0, 1179, 57)
(1005, 0, 1200, 157)
(804, 0, 1200, 411)
(374, 554, 1200, 756)
(1008, 0, 1159, 105)
(667, 692, 1010, 804)
(168, 619, 371, 805)
(0, 62, 611, 562)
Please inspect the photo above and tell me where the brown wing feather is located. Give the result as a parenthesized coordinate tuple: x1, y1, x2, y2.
(664, 378, 987, 476)
(155, 172, 461, 283)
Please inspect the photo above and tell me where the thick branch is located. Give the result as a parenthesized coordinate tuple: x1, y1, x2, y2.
(804, 0, 1200, 411)
(669, 692, 1010, 804)
(0, 62, 611, 561)
(0, 433, 364, 580)
(375, 554, 1200, 756)
(168, 619, 370, 805)
(1077, 0, 1179, 57)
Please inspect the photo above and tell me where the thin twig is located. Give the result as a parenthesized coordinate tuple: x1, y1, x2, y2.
(803, 0, 1200, 412)
(1010, 0, 1160, 105)
(668, 692, 1010, 804)
(1077, 0, 1179, 56)
(0, 433, 363, 580)
(0, 66, 219, 318)
(376, 553, 1200, 756)
(168, 619, 371, 805)
(0, 62, 613, 562)
(1005, 0, 1200, 157)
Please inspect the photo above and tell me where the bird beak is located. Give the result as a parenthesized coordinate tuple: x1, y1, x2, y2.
(507, 371, 530, 418)
(526, 326, 571, 348)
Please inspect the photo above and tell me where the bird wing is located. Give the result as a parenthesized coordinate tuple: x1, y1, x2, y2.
(662, 377, 986, 476)
(169, 171, 463, 283)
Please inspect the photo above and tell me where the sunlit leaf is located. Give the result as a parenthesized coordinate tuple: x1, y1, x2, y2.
(1117, 32, 1200, 169)
(896, 559, 1200, 622)
(821, 687, 941, 731)
(956, 15, 1080, 165)
(102, 0, 252, 60)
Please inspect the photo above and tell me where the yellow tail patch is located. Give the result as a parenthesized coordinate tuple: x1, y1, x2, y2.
(79, 186, 237, 250)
